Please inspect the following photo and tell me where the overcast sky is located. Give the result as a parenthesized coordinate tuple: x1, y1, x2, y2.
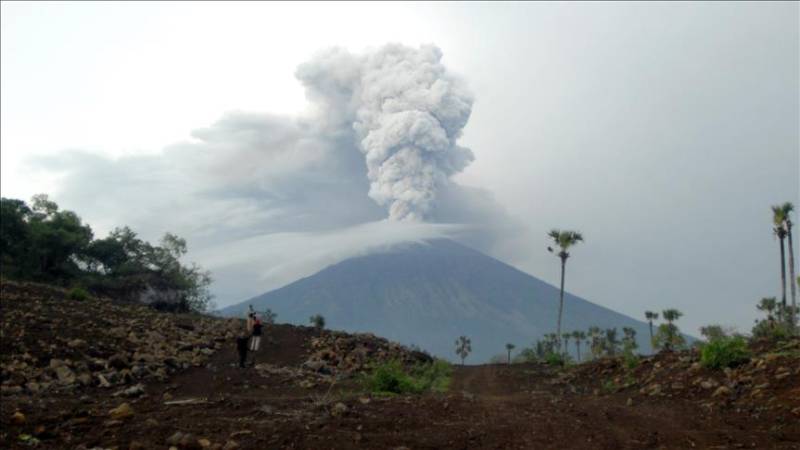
(2, 2, 798, 336)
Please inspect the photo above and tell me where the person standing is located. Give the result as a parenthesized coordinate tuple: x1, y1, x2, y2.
(236, 335, 249, 368)
(249, 316, 263, 364)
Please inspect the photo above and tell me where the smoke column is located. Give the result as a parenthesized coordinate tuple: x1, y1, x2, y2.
(296, 44, 474, 221)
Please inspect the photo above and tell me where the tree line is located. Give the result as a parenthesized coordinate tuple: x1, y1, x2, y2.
(474, 201, 798, 366)
(0, 194, 213, 312)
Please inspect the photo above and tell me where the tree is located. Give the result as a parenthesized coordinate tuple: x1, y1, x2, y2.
(772, 204, 789, 321)
(309, 314, 325, 329)
(752, 297, 793, 339)
(261, 308, 278, 325)
(0, 198, 33, 276)
(561, 333, 571, 356)
(455, 336, 472, 365)
(547, 229, 584, 350)
(654, 309, 685, 351)
(622, 327, 638, 354)
(780, 203, 797, 328)
(572, 330, 586, 362)
(505, 343, 515, 365)
(513, 347, 538, 364)
(756, 297, 778, 322)
(699, 325, 727, 342)
(644, 311, 659, 348)
(604, 328, 620, 356)
(588, 326, 603, 359)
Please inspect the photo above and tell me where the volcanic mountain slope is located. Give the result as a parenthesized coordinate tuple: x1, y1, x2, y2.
(221, 239, 657, 361)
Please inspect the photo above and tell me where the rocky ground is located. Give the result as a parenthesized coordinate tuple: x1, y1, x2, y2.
(2, 280, 799, 449)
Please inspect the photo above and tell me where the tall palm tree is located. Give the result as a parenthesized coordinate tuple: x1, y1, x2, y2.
(644, 311, 659, 347)
(772, 204, 789, 321)
(505, 343, 515, 365)
(781, 203, 796, 327)
(547, 229, 584, 349)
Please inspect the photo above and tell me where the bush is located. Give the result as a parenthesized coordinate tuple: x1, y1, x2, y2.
(544, 352, 565, 367)
(622, 350, 640, 370)
(751, 320, 792, 342)
(700, 336, 751, 369)
(67, 286, 89, 301)
(363, 359, 451, 395)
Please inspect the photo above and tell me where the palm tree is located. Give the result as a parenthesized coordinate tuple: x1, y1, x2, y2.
(544, 333, 559, 354)
(561, 333, 571, 356)
(772, 204, 789, 321)
(781, 203, 796, 327)
(505, 343, 515, 365)
(547, 229, 584, 349)
(604, 328, 620, 356)
(659, 309, 683, 351)
(587, 326, 602, 359)
(455, 336, 472, 365)
(757, 297, 778, 323)
(622, 327, 638, 353)
(572, 330, 586, 362)
(644, 311, 659, 347)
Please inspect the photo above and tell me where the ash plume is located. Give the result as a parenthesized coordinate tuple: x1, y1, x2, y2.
(297, 44, 475, 221)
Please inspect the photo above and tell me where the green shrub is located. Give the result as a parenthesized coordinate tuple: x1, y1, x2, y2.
(751, 320, 792, 342)
(544, 352, 565, 367)
(700, 336, 751, 369)
(622, 350, 640, 370)
(67, 286, 89, 301)
(363, 359, 452, 395)
(412, 359, 452, 393)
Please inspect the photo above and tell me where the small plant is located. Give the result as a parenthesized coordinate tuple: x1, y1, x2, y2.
(363, 359, 451, 395)
(700, 336, 751, 369)
(622, 351, 640, 370)
(544, 352, 565, 367)
(309, 314, 325, 329)
(601, 379, 617, 393)
(67, 286, 89, 301)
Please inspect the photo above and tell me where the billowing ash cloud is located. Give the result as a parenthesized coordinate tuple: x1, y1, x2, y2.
(35, 44, 519, 305)
(297, 44, 475, 221)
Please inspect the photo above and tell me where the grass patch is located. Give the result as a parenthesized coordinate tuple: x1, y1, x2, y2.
(67, 286, 89, 301)
(700, 336, 751, 369)
(362, 359, 452, 395)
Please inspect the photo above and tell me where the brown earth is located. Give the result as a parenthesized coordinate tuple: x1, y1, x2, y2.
(2, 281, 799, 449)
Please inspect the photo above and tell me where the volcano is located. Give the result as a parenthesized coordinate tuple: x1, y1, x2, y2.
(220, 239, 654, 362)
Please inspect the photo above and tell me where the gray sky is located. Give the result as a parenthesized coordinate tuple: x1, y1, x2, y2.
(2, 2, 798, 336)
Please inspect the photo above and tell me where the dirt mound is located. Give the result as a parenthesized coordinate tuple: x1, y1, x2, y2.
(0, 280, 243, 397)
(555, 339, 800, 435)
(302, 331, 433, 376)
